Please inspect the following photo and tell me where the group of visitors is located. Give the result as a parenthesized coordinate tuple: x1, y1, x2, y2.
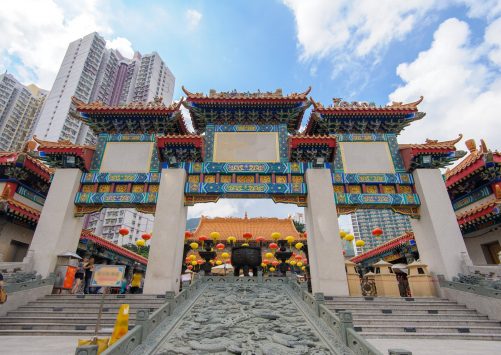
(70, 256, 144, 294)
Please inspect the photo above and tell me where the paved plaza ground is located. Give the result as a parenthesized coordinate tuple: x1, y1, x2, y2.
(369, 338, 501, 355)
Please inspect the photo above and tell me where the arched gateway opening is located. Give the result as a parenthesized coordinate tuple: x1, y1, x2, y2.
(29, 88, 468, 297)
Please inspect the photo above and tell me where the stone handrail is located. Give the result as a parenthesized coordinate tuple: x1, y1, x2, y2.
(0, 261, 33, 273)
(346, 327, 383, 355)
(4, 274, 55, 293)
(439, 278, 501, 299)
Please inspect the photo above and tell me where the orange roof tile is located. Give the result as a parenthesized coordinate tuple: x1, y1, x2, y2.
(33, 136, 96, 150)
(72, 96, 183, 114)
(182, 86, 311, 101)
(191, 216, 301, 241)
(399, 134, 463, 150)
(311, 96, 423, 112)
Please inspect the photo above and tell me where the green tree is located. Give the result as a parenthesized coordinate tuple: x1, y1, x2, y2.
(293, 220, 305, 233)
(123, 243, 150, 258)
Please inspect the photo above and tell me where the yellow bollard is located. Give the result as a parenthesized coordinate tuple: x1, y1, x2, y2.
(109, 304, 130, 346)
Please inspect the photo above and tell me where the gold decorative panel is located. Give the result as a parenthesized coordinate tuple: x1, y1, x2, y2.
(132, 184, 145, 193)
(348, 185, 362, 194)
(366, 185, 378, 194)
(260, 175, 271, 183)
(292, 175, 304, 183)
(334, 185, 345, 193)
(220, 175, 232, 183)
(82, 185, 94, 193)
(204, 175, 216, 183)
(188, 175, 200, 183)
(383, 185, 396, 194)
(399, 185, 412, 193)
(98, 184, 112, 193)
(237, 175, 254, 183)
(115, 184, 128, 193)
(149, 184, 159, 193)
(276, 175, 287, 184)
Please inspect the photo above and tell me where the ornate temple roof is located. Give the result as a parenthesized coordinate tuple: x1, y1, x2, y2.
(80, 230, 147, 265)
(445, 139, 501, 188)
(190, 215, 302, 240)
(182, 87, 312, 134)
(351, 232, 415, 264)
(0, 197, 41, 225)
(0, 151, 53, 182)
(399, 135, 466, 171)
(34, 137, 95, 172)
(304, 96, 424, 134)
(288, 134, 337, 163)
(72, 97, 189, 135)
(156, 134, 205, 163)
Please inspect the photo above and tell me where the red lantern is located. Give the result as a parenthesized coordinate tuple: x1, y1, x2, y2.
(271, 261, 280, 267)
(185, 231, 192, 239)
(295, 255, 302, 261)
(269, 243, 278, 250)
(141, 233, 151, 241)
(303, 232, 308, 238)
(372, 227, 383, 236)
(119, 228, 129, 236)
(197, 260, 204, 265)
(198, 235, 208, 242)
(262, 260, 270, 265)
(342, 250, 346, 255)
(187, 265, 193, 270)
(215, 243, 225, 250)
(243, 232, 252, 240)
(256, 236, 266, 243)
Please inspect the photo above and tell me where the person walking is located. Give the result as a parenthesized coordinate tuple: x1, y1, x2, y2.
(72, 259, 85, 294)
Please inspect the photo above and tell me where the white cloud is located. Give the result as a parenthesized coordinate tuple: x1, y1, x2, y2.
(390, 18, 501, 150)
(0, 0, 133, 88)
(282, 0, 438, 60)
(185, 9, 202, 31)
(188, 199, 239, 218)
(106, 37, 134, 59)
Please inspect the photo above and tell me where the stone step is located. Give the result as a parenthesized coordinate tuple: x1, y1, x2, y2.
(43, 294, 165, 300)
(325, 300, 458, 306)
(0, 322, 133, 331)
(359, 332, 501, 341)
(354, 324, 501, 335)
(352, 312, 489, 322)
(7, 309, 151, 317)
(30, 299, 165, 306)
(17, 304, 161, 312)
(328, 297, 449, 302)
(353, 318, 498, 326)
(0, 329, 113, 336)
(326, 307, 478, 315)
(0, 316, 137, 324)
(326, 304, 468, 310)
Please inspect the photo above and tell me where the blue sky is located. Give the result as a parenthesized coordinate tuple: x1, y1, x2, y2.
(1, 0, 500, 229)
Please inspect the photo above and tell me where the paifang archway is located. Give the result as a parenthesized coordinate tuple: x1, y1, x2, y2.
(29, 89, 468, 296)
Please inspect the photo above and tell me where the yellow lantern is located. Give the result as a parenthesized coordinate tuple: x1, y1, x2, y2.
(295, 242, 304, 250)
(189, 254, 197, 261)
(285, 236, 295, 245)
(269, 267, 276, 272)
(344, 234, 354, 242)
(221, 252, 230, 259)
(290, 260, 297, 266)
(265, 252, 274, 258)
(301, 266, 306, 271)
(215, 260, 222, 265)
(136, 239, 145, 247)
(227, 236, 237, 244)
(355, 240, 365, 247)
(210, 231, 220, 241)
(190, 242, 199, 250)
(297, 261, 303, 267)
(242, 243, 249, 247)
(271, 232, 281, 241)
(261, 262, 266, 268)
(191, 260, 197, 266)
(340, 230, 347, 239)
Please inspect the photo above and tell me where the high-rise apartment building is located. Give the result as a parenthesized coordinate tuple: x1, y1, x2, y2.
(33, 32, 175, 145)
(351, 209, 412, 253)
(85, 208, 154, 247)
(0, 73, 47, 151)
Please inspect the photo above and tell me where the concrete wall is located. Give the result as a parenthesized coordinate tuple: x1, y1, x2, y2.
(464, 228, 501, 264)
(0, 216, 34, 262)
(439, 286, 501, 321)
(0, 284, 53, 316)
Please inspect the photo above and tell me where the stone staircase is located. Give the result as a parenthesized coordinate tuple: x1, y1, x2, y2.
(325, 296, 501, 341)
(0, 294, 166, 336)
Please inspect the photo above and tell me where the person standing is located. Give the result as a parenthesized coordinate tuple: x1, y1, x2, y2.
(130, 270, 142, 294)
(83, 257, 95, 294)
(72, 259, 85, 294)
(0, 272, 6, 304)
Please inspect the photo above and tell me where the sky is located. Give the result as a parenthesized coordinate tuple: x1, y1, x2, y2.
(1, 0, 500, 230)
